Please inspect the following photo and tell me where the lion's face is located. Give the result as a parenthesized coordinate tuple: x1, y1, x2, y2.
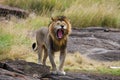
(53, 20, 68, 39)
(49, 16, 71, 40)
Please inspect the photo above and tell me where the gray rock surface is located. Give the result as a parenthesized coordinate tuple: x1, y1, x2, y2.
(0, 60, 120, 80)
(0, 4, 29, 18)
(0, 60, 50, 80)
(67, 27, 120, 61)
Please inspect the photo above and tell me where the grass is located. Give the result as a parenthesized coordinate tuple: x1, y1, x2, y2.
(4, 0, 74, 15)
(3, 0, 120, 28)
(0, 16, 50, 61)
(0, 25, 14, 60)
(64, 0, 120, 28)
(45, 52, 120, 76)
(0, 32, 13, 54)
(0, 0, 120, 76)
(97, 67, 120, 76)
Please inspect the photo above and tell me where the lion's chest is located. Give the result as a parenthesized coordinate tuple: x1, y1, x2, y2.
(50, 39, 66, 52)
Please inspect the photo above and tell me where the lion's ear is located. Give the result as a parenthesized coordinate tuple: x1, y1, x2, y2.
(51, 17, 55, 21)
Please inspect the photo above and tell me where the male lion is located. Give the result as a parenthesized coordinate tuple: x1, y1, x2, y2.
(32, 16, 71, 75)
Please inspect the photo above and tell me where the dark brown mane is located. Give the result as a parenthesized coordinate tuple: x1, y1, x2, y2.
(51, 16, 67, 22)
(56, 16, 66, 21)
(48, 16, 71, 46)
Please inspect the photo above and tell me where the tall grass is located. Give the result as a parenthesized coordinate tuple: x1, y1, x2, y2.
(4, 0, 74, 15)
(4, 0, 120, 28)
(0, 15, 51, 61)
(64, 0, 120, 28)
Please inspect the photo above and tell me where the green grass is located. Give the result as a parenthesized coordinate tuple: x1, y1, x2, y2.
(0, 32, 13, 54)
(0, 28, 14, 60)
(0, 16, 50, 61)
(97, 67, 120, 76)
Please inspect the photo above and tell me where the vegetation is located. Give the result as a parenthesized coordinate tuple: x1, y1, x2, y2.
(0, 0, 120, 76)
(4, 0, 120, 28)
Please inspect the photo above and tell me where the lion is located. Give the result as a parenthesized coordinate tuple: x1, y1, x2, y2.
(32, 16, 71, 75)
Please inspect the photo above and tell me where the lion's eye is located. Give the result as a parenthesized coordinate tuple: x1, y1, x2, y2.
(57, 22, 60, 25)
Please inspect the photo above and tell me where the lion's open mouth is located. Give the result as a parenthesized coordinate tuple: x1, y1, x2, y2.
(57, 29, 64, 39)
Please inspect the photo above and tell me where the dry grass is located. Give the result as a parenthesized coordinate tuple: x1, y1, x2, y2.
(64, 0, 120, 28)
(0, 16, 49, 61)
(3, 0, 120, 28)
(44, 52, 120, 75)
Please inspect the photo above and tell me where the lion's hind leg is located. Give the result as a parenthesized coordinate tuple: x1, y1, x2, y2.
(43, 47, 48, 65)
(37, 45, 43, 64)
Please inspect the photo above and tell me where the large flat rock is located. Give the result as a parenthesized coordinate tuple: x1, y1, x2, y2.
(0, 60, 50, 80)
(67, 27, 120, 61)
(0, 60, 120, 80)
(0, 4, 29, 18)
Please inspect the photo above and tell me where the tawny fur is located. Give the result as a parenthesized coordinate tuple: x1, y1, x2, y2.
(49, 17, 71, 46)
(32, 16, 71, 75)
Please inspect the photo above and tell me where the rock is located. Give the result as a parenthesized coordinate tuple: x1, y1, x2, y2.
(5, 60, 50, 78)
(0, 60, 50, 80)
(88, 50, 120, 61)
(0, 68, 39, 80)
(67, 27, 120, 61)
(0, 4, 29, 18)
(0, 61, 24, 74)
(49, 72, 120, 80)
(0, 60, 120, 80)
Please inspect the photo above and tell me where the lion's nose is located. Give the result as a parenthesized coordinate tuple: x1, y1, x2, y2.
(61, 25, 64, 28)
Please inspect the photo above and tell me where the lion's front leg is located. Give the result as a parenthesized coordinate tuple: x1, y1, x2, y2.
(58, 49, 66, 75)
(48, 49, 57, 74)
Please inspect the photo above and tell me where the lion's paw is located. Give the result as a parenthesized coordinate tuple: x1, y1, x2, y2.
(37, 62, 42, 65)
(50, 71, 58, 75)
(57, 70, 66, 76)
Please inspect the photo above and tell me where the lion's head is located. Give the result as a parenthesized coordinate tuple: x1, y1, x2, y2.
(49, 16, 71, 45)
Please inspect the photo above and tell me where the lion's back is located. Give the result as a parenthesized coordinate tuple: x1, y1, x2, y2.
(36, 27, 48, 43)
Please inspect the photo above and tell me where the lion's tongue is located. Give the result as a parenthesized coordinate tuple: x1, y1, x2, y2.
(58, 29, 63, 38)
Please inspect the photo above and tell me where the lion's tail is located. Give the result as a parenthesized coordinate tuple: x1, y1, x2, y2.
(32, 42, 37, 51)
